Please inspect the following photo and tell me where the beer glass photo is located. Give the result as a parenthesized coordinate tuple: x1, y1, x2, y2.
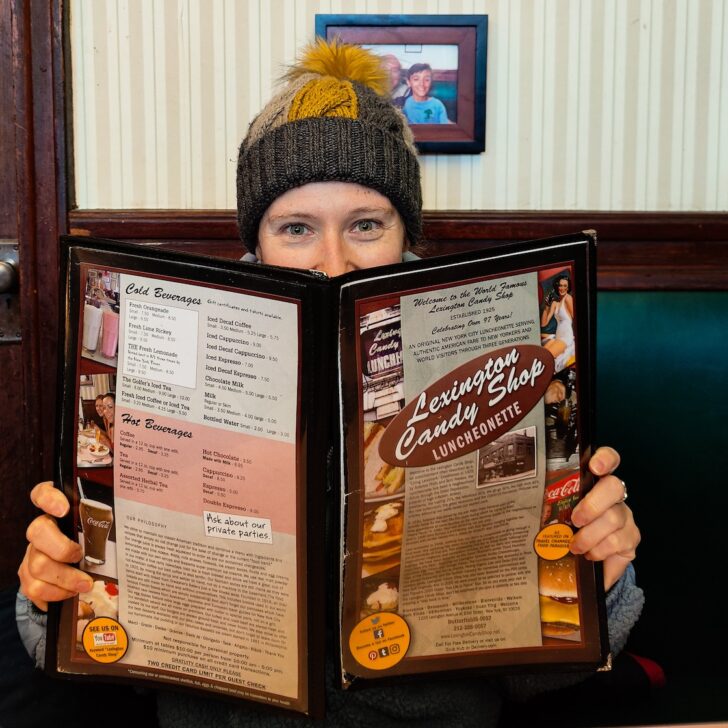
(79, 498, 113, 565)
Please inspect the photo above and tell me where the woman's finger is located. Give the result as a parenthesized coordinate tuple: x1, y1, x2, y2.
(588, 446, 621, 477)
(571, 502, 628, 554)
(26, 514, 84, 565)
(24, 542, 92, 594)
(30, 481, 70, 518)
(571, 474, 626, 528)
(571, 504, 640, 566)
(18, 546, 84, 611)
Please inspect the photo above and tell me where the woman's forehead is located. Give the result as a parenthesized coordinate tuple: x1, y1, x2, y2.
(264, 181, 396, 214)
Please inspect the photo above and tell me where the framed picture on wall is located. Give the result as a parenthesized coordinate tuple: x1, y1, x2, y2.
(314, 14, 487, 154)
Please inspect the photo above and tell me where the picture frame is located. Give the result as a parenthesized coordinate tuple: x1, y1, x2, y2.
(314, 14, 488, 154)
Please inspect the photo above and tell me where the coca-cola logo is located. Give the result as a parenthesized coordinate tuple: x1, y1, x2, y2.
(86, 516, 112, 529)
(379, 345, 554, 467)
(545, 475, 581, 503)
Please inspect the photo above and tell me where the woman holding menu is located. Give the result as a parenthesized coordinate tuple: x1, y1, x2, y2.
(15, 40, 642, 726)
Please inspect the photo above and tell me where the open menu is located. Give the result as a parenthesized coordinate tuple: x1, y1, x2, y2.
(48, 232, 608, 719)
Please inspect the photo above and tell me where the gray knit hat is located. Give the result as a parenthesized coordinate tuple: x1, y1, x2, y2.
(236, 39, 422, 253)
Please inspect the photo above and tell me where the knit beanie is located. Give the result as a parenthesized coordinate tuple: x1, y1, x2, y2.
(236, 39, 423, 253)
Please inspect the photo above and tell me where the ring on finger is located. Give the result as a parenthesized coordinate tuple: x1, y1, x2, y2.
(618, 479, 628, 503)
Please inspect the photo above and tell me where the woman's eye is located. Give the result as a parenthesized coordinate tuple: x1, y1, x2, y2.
(285, 223, 308, 236)
(354, 220, 380, 233)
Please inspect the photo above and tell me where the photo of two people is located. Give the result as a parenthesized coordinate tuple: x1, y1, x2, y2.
(372, 44, 458, 125)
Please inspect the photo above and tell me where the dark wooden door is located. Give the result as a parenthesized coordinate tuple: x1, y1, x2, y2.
(0, 1, 66, 587)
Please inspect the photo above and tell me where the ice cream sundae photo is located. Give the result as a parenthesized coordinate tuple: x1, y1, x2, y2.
(76, 579, 119, 647)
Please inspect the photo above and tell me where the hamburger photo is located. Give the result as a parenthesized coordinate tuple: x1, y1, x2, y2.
(538, 554, 580, 639)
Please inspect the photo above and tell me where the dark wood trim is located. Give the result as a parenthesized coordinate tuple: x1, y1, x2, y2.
(68, 209, 728, 290)
(69, 209, 237, 239)
(12, 0, 42, 493)
(423, 210, 728, 241)
(16, 0, 68, 482)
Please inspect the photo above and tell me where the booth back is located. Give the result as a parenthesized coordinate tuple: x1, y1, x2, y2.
(596, 291, 728, 675)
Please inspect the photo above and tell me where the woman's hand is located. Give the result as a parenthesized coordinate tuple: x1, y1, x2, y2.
(96, 429, 113, 450)
(541, 299, 557, 327)
(570, 447, 641, 590)
(17, 482, 93, 610)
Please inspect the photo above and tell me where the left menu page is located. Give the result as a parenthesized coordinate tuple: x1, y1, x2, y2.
(50, 240, 326, 718)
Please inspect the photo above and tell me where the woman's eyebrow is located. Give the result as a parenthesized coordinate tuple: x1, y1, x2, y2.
(265, 212, 319, 222)
(346, 205, 397, 217)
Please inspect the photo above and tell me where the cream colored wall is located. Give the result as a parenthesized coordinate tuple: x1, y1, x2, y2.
(69, 0, 728, 212)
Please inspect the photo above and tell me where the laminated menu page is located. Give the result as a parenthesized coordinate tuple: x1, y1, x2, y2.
(336, 231, 608, 685)
(49, 236, 331, 718)
(48, 232, 607, 718)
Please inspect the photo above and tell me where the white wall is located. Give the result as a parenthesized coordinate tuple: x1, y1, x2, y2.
(69, 0, 728, 212)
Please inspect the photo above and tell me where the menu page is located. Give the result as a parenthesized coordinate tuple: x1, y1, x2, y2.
(396, 272, 546, 656)
(341, 257, 596, 680)
(59, 263, 310, 713)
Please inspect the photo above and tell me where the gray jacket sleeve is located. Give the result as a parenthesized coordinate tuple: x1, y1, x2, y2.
(501, 562, 644, 700)
(15, 591, 48, 669)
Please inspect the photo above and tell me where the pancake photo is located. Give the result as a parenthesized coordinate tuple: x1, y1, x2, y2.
(362, 500, 404, 577)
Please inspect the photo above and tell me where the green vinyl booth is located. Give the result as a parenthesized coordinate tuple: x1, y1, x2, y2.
(595, 292, 728, 719)
(504, 291, 728, 726)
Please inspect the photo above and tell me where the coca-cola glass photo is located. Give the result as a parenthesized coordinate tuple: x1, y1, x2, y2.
(79, 498, 114, 565)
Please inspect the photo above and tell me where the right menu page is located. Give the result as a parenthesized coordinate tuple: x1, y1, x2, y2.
(339, 233, 607, 684)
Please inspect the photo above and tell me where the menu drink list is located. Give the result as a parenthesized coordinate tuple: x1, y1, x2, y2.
(51, 245, 322, 716)
(115, 279, 299, 696)
(49, 234, 608, 719)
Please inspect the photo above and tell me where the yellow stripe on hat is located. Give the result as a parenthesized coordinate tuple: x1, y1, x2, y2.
(288, 77, 358, 121)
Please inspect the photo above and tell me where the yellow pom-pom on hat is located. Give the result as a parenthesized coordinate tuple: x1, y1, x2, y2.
(284, 37, 389, 97)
